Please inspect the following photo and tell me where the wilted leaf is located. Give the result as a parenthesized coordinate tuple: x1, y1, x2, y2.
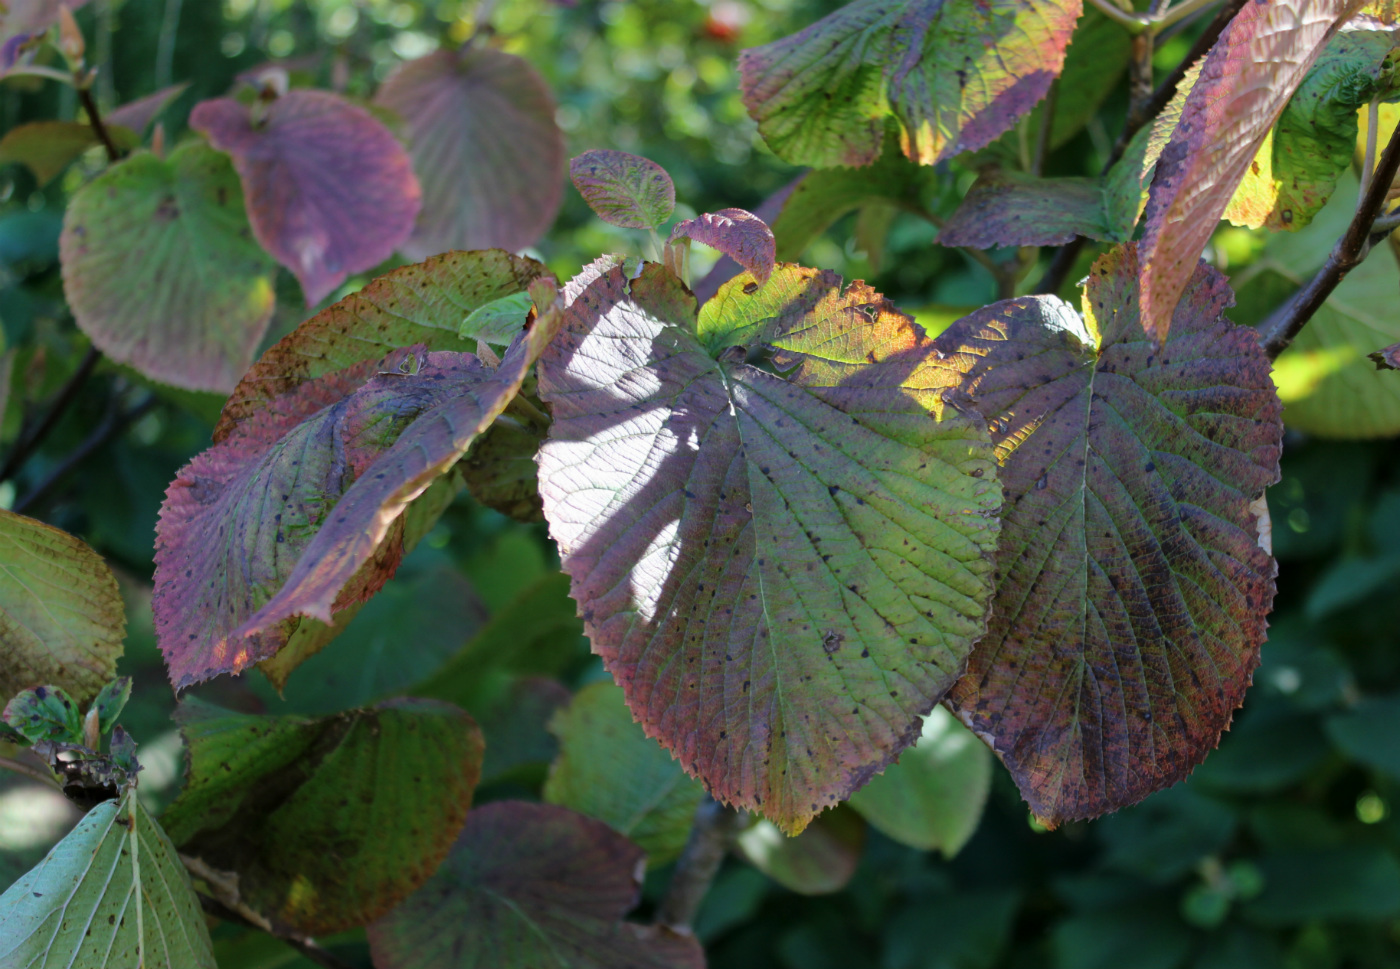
(937, 244, 1282, 825)
(215, 249, 547, 440)
(940, 171, 1119, 248)
(2, 683, 83, 744)
(367, 801, 705, 969)
(669, 208, 776, 285)
(537, 261, 1000, 832)
(190, 89, 421, 304)
(0, 509, 124, 705)
(0, 789, 215, 969)
(544, 681, 704, 865)
(373, 47, 563, 259)
(569, 149, 676, 230)
(846, 703, 991, 855)
(736, 807, 866, 895)
(161, 697, 482, 935)
(61, 142, 277, 391)
(1372, 341, 1400, 368)
(738, 0, 1082, 168)
(1139, 0, 1365, 342)
(1227, 28, 1400, 231)
(0, 120, 138, 183)
(106, 82, 190, 134)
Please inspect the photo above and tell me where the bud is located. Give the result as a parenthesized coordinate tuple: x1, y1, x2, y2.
(57, 5, 85, 70)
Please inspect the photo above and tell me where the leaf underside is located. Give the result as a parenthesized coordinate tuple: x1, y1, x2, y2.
(938, 244, 1282, 825)
(536, 261, 1000, 833)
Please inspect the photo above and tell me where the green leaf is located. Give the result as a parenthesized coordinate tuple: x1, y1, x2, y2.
(160, 697, 483, 935)
(461, 290, 536, 344)
(0, 509, 125, 706)
(0, 119, 139, 184)
(0, 789, 216, 969)
(475, 675, 571, 785)
(544, 681, 704, 865)
(569, 149, 676, 230)
(846, 704, 991, 856)
(1324, 692, 1400, 778)
(936, 244, 1282, 825)
(738, 0, 1082, 168)
(735, 807, 866, 895)
(1244, 848, 1400, 924)
(90, 675, 132, 735)
(367, 801, 705, 969)
(60, 142, 277, 392)
(2, 683, 83, 745)
(537, 261, 1000, 833)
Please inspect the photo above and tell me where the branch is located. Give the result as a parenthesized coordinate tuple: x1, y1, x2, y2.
(0, 346, 102, 486)
(1259, 122, 1400, 359)
(13, 394, 156, 514)
(1086, 0, 1148, 31)
(77, 85, 121, 163)
(655, 796, 745, 931)
(195, 894, 355, 969)
(0, 754, 62, 789)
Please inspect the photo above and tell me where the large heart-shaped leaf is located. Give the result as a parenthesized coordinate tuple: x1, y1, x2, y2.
(161, 697, 482, 936)
(367, 801, 704, 969)
(190, 90, 421, 305)
(536, 261, 1000, 833)
(936, 244, 1282, 825)
(373, 47, 563, 258)
(0, 789, 215, 969)
(738, 0, 1082, 168)
(1139, 0, 1364, 342)
(0, 509, 124, 705)
(60, 142, 277, 392)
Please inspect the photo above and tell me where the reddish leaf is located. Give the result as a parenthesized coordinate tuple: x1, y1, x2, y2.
(569, 149, 676, 230)
(368, 801, 704, 969)
(669, 207, 776, 285)
(936, 244, 1282, 825)
(1372, 342, 1400, 369)
(106, 82, 190, 134)
(190, 90, 421, 305)
(940, 171, 1114, 248)
(1139, 0, 1364, 342)
(373, 47, 563, 259)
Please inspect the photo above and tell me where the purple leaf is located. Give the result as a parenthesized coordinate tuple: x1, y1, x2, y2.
(105, 82, 190, 134)
(569, 149, 675, 230)
(1372, 342, 1400, 369)
(669, 207, 776, 285)
(939, 170, 1116, 248)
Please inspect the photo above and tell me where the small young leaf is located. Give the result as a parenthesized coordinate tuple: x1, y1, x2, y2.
(367, 801, 705, 969)
(669, 207, 776, 285)
(60, 142, 278, 391)
(190, 89, 422, 305)
(736, 808, 866, 896)
(569, 149, 676, 229)
(739, 0, 1082, 168)
(0, 509, 125, 706)
(106, 81, 191, 134)
(161, 697, 482, 936)
(90, 675, 132, 735)
(1372, 341, 1400, 369)
(537, 262, 1000, 833)
(936, 243, 1282, 825)
(2, 684, 83, 745)
(0, 120, 138, 183)
(0, 789, 215, 969)
(373, 47, 564, 258)
(109, 724, 139, 774)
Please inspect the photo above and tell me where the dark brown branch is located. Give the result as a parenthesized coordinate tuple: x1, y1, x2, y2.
(1258, 124, 1400, 360)
(14, 395, 156, 514)
(196, 896, 355, 969)
(655, 796, 745, 931)
(77, 85, 121, 163)
(0, 346, 102, 486)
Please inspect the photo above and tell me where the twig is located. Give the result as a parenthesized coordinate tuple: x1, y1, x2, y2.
(196, 895, 354, 969)
(1259, 121, 1400, 360)
(1157, 0, 1221, 30)
(1127, 28, 1156, 130)
(0, 346, 102, 486)
(1086, 0, 1148, 31)
(656, 796, 745, 930)
(77, 86, 121, 162)
(0, 754, 62, 789)
(14, 395, 156, 514)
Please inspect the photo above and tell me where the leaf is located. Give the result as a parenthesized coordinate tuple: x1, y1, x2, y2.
(738, 0, 1082, 168)
(461, 290, 536, 344)
(569, 149, 676, 230)
(846, 703, 991, 855)
(939, 171, 1120, 249)
(215, 249, 547, 441)
(367, 800, 705, 969)
(106, 81, 191, 134)
(735, 807, 865, 895)
(1138, 0, 1365, 342)
(372, 47, 563, 259)
(1324, 692, 1400, 777)
(0, 509, 124, 705)
(935, 243, 1282, 825)
(0, 0, 90, 45)
(0, 120, 138, 183)
(0, 789, 216, 969)
(60, 142, 277, 392)
(536, 261, 1000, 833)
(1243, 848, 1400, 924)
(161, 697, 482, 935)
(461, 406, 547, 521)
(1227, 27, 1400, 231)
(544, 681, 705, 865)
(90, 675, 132, 735)
(476, 676, 571, 784)
(190, 89, 422, 305)
(2, 684, 83, 745)
(669, 208, 776, 285)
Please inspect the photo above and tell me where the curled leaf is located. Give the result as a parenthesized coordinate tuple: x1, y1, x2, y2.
(669, 207, 776, 285)
(1371, 341, 1400, 368)
(569, 149, 676, 230)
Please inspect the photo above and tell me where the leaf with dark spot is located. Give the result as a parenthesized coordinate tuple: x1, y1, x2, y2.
(569, 149, 675, 230)
(2, 684, 83, 745)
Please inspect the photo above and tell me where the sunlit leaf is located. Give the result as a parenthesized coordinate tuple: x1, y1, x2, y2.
(738, 0, 1082, 168)
(106, 82, 190, 134)
(544, 681, 704, 865)
(2, 683, 82, 744)
(60, 142, 277, 391)
(0, 509, 124, 705)
(0, 120, 138, 183)
(537, 261, 1000, 832)
(0, 789, 215, 969)
(373, 47, 563, 259)
(669, 207, 776, 285)
(367, 801, 704, 969)
(190, 89, 421, 305)
(1362, 0, 1400, 21)
(461, 290, 536, 345)
(569, 149, 675, 230)
(846, 704, 991, 855)
(936, 244, 1282, 825)
(736, 807, 865, 895)
(161, 697, 482, 936)
(1139, 0, 1365, 342)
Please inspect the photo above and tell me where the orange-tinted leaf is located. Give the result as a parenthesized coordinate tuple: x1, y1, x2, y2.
(669, 207, 776, 284)
(373, 47, 563, 259)
(190, 90, 421, 305)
